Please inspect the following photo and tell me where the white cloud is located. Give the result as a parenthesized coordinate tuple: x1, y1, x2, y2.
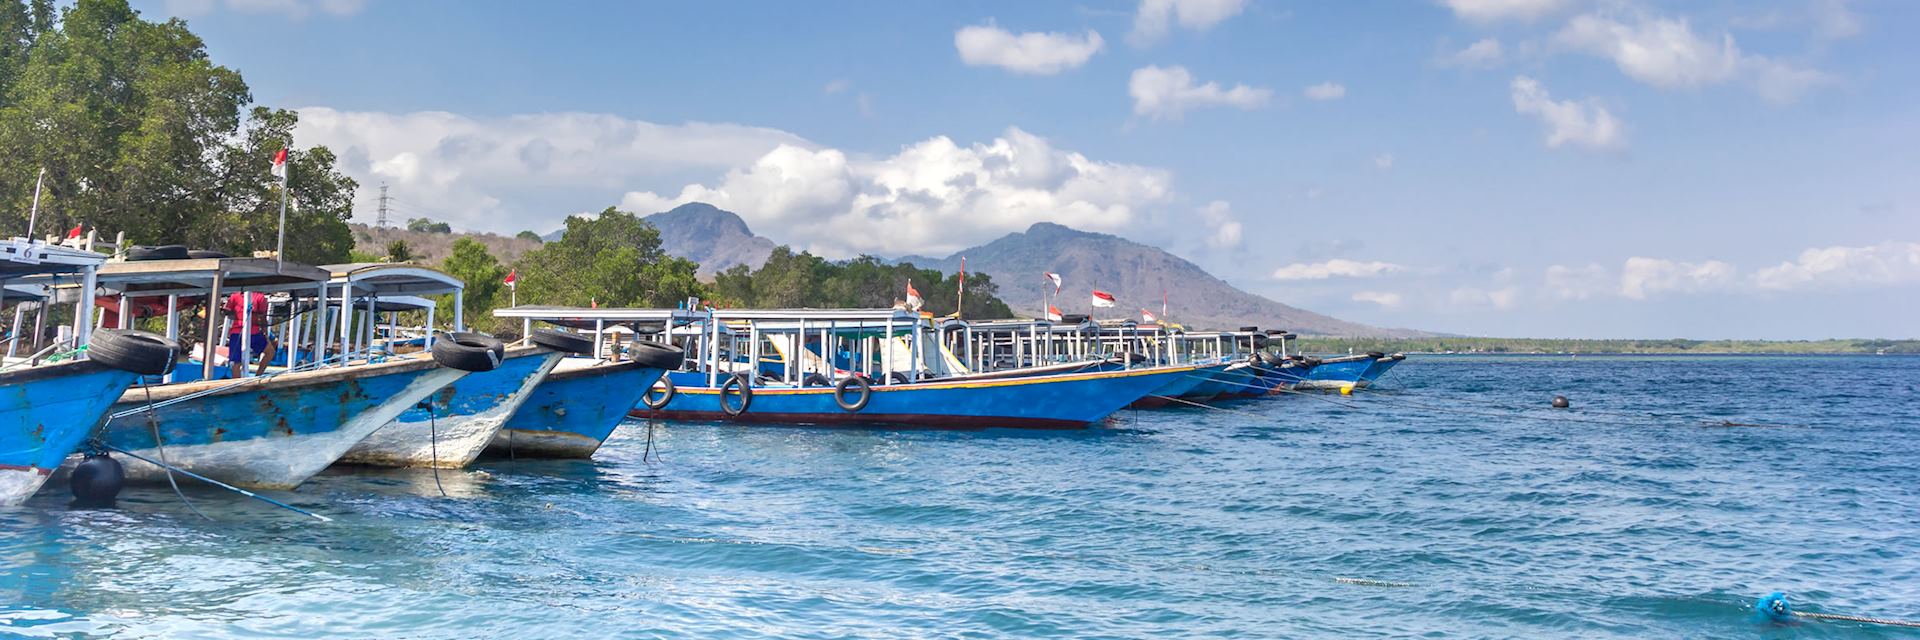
(623, 127, 1174, 259)
(1129, 65, 1273, 121)
(1448, 286, 1520, 310)
(955, 23, 1106, 75)
(1352, 291, 1404, 307)
(1553, 12, 1828, 103)
(1440, 37, 1505, 67)
(1439, 0, 1570, 23)
(1373, 153, 1395, 170)
(1130, 0, 1247, 46)
(1271, 259, 1404, 280)
(1753, 242, 1920, 290)
(172, 0, 365, 18)
(823, 79, 851, 95)
(1303, 82, 1346, 101)
(1196, 200, 1243, 249)
(1543, 263, 1610, 299)
(1509, 75, 1626, 150)
(1812, 0, 1863, 39)
(1619, 256, 1737, 299)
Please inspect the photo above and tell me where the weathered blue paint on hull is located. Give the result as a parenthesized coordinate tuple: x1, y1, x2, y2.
(1358, 356, 1404, 386)
(0, 362, 138, 505)
(489, 359, 669, 458)
(643, 366, 1197, 429)
(340, 347, 562, 468)
(99, 356, 468, 489)
(1296, 357, 1377, 390)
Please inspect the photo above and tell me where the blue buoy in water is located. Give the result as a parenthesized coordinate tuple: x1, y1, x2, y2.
(1756, 592, 1793, 623)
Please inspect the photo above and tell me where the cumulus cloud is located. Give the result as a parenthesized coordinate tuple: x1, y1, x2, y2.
(1509, 75, 1626, 150)
(1303, 82, 1346, 101)
(1553, 12, 1828, 103)
(1543, 263, 1610, 299)
(1129, 0, 1247, 46)
(1129, 65, 1273, 121)
(1812, 0, 1864, 39)
(1752, 242, 1920, 290)
(1619, 256, 1738, 299)
(1449, 286, 1520, 310)
(1271, 259, 1405, 280)
(1439, 37, 1505, 68)
(954, 23, 1105, 75)
(1438, 0, 1571, 23)
(622, 127, 1174, 259)
(1195, 200, 1243, 249)
(1352, 291, 1404, 307)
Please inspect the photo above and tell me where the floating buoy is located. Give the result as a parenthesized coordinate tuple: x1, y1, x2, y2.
(1551, 395, 1571, 409)
(1756, 592, 1793, 623)
(70, 452, 126, 506)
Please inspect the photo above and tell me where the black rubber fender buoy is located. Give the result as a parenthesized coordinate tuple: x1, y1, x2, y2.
(70, 452, 125, 505)
(1367, 351, 1387, 359)
(126, 244, 189, 261)
(804, 372, 831, 387)
(529, 328, 594, 355)
(886, 371, 912, 386)
(642, 375, 675, 410)
(833, 376, 872, 412)
(89, 329, 179, 375)
(1552, 395, 1571, 409)
(628, 340, 686, 370)
(433, 332, 505, 372)
(719, 374, 753, 416)
(1238, 326, 1260, 333)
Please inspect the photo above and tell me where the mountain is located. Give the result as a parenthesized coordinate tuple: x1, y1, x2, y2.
(906, 222, 1422, 337)
(548, 203, 777, 277)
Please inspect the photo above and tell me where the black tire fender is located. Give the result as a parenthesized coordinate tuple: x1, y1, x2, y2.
(642, 375, 675, 410)
(127, 245, 190, 261)
(433, 332, 505, 372)
(833, 376, 871, 412)
(628, 340, 687, 370)
(719, 373, 752, 416)
(89, 329, 179, 376)
(529, 328, 593, 355)
(804, 372, 831, 387)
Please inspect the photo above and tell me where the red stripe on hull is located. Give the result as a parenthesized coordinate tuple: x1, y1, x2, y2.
(629, 409, 1092, 430)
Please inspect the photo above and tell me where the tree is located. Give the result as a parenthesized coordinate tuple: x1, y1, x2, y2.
(0, 0, 357, 263)
(384, 239, 413, 262)
(710, 247, 1013, 318)
(514, 230, 541, 242)
(440, 237, 507, 332)
(510, 207, 704, 308)
(407, 217, 451, 233)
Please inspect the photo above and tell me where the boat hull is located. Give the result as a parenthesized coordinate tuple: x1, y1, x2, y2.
(1357, 356, 1404, 386)
(101, 357, 467, 490)
(0, 361, 138, 505)
(488, 358, 669, 458)
(640, 366, 1196, 429)
(340, 347, 561, 469)
(1130, 363, 1229, 408)
(1296, 356, 1377, 390)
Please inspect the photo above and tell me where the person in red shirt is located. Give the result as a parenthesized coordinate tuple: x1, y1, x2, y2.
(223, 291, 278, 377)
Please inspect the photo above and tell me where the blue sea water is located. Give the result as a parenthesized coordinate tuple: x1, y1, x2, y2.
(2, 355, 1918, 638)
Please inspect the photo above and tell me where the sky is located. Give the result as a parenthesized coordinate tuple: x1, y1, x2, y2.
(134, 0, 1920, 339)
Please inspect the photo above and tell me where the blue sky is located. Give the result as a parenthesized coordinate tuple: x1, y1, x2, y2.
(139, 0, 1919, 338)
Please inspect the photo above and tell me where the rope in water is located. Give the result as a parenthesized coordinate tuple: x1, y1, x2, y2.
(425, 401, 447, 498)
(1796, 611, 1920, 627)
(100, 443, 331, 522)
(141, 384, 208, 521)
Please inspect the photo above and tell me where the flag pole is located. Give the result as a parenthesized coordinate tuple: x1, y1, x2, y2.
(275, 151, 289, 267)
(955, 257, 965, 319)
(25, 168, 44, 240)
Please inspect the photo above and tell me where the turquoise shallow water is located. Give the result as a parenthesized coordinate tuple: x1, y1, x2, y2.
(2, 355, 1918, 638)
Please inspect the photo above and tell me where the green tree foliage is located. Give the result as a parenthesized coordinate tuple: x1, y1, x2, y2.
(407, 217, 451, 234)
(0, 0, 357, 263)
(514, 230, 541, 242)
(439, 237, 508, 333)
(510, 207, 703, 308)
(713, 247, 1013, 318)
(384, 239, 413, 263)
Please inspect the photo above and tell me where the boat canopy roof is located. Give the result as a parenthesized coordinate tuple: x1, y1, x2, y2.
(79, 257, 333, 296)
(323, 263, 464, 298)
(333, 294, 435, 312)
(0, 238, 108, 280)
(492, 305, 690, 333)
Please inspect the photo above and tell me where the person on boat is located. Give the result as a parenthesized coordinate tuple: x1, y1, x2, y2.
(224, 291, 278, 377)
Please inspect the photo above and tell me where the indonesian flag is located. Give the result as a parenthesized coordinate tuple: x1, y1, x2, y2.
(1044, 272, 1062, 293)
(958, 257, 966, 289)
(1046, 305, 1063, 322)
(590, 297, 598, 309)
(270, 148, 288, 181)
(1091, 289, 1117, 308)
(1141, 309, 1157, 323)
(504, 268, 517, 288)
(67, 223, 84, 239)
(905, 281, 924, 310)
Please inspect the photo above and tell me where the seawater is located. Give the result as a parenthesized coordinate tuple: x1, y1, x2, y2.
(2, 355, 1917, 638)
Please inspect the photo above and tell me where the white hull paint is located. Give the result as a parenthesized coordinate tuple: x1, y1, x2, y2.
(0, 467, 51, 506)
(340, 353, 562, 469)
(489, 428, 603, 458)
(115, 367, 470, 490)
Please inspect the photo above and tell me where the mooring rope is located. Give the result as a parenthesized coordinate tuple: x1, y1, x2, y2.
(423, 401, 447, 498)
(99, 444, 331, 522)
(142, 384, 208, 521)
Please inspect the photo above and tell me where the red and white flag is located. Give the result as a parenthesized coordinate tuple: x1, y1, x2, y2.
(1091, 289, 1116, 308)
(1140, 308, 1157, 323)
(66, 223, 84, 239)
(905, 281, 923, 310)
(503, 268, 517, 288)
(1046, 305, 1063, 322)
(269, 148, 288, 181)
(1044, 272, 1062, 293)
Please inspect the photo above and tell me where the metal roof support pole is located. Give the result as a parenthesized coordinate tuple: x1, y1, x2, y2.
(202, 272, 222, 380)
(164, 295, 179, 383)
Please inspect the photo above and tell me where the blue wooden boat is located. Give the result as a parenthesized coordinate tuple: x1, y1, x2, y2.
(1131, 361, 1231, 407)
(341, 345, 560, 468)
(1357, 353, 1406, 386)
(0, 361, 136, 503)
(1296, 353, 1379, 390)
(488, 358, 670, 458)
